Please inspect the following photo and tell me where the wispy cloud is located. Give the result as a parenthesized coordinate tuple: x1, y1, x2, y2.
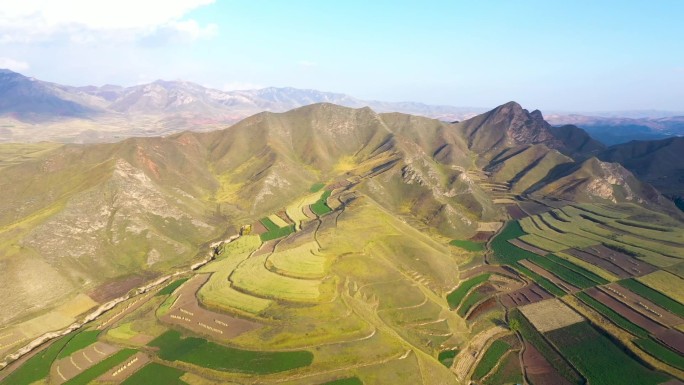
(0, 57, 29, 71)
(0, 0, 217, 44)
(222, 81, 264, 91)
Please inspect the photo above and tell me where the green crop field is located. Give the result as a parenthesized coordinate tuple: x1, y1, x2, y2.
(618, 278, 684, 318)
(449, 239, 485, 251)
(121, 362, 187, 385)
(482, 350, 522, 385)
(438, 349, 458, 368)
(510, 309, 583, 385)
(512, 262, 566, 297)
(260, 223, 296, 241)
(149, 330, 313, 374)
(156, 277, 189, 296)
(545, 322, 667, 385)
(574, 292, 648, 338)
(457, 288, 490, 317)
(527, 256, 600, 289)
(0, 332, 76, 385)
(57, 329, 100, 358)
(64, 349, 137, 385)
(635, 337, 684, 371)
(490, 221, 540, 264)
(472, 339, 511, 380)
(446, 273, 490, 309)
(311, 190, 333, 216)
(310, 183, 325, 193)
(545, 254, 608, 284)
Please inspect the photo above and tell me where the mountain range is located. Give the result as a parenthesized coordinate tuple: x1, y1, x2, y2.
(2, 68, 683, 146)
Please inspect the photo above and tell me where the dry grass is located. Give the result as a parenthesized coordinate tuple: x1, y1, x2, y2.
(519, 298, 584, 333)
(638, 271, 684, 304)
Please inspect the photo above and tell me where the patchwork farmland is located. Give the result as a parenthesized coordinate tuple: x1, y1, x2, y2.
(2, 167, 684, 385)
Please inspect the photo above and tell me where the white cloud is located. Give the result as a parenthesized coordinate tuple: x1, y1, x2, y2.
(0, 57, 30, 71)
(0, 0, 216, 43)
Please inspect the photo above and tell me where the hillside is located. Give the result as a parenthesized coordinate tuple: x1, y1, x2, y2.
(1, 102, 682, 385)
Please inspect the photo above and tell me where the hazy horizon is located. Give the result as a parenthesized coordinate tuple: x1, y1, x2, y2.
(1, 1, 683, 112)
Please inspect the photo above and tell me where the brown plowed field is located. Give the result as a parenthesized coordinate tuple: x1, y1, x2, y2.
(469, 231, 495, 242)
(95, 351, 149, 383)
(159, 274, 260, 341)
(602, 284, 684, 328)
(466, 297, 499, 321)
(275, 210, 293, 224)
(500, 283, 553, 309)
(461, 265, 520, 281)
(506, 204, 527, 220)
(519, 259, 579, 294)
(509, 239, 549, 256)
(250, 221, 268, 235)
(302, 205, 317, 220)
(586, 287, 666, 333)
(89, 275, 151, 302)
(521, 342, 572, 385)
(564, 248, 633, 278)
(253, 239, 280, 257)
(583, 245, 657, 277)
(654, 329, 684, 355)
(51, 342, 119, 385)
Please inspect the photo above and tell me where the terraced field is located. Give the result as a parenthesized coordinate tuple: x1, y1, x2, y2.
(2, 165, 684, 385)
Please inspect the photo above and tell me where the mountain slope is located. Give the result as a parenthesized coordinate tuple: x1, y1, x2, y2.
(599, 137, 684, 201)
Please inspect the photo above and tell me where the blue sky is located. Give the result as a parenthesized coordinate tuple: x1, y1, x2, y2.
(1, 1, 683, 111)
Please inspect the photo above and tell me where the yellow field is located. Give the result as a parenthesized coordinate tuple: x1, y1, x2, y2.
(267, 213, 290, 228)
(520, 298, 584, 332)
(638, 271, 684, 304)
(267, 242, 328, 279)
(285, 190, 325, 230)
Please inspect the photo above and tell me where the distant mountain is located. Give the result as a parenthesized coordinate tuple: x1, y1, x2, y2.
(0, 69, 484, 142)
(0, 69, 103, 119)
(549, 124, 606, 158)
(547, 114, 684, 145)
(598, 137, 684, 204)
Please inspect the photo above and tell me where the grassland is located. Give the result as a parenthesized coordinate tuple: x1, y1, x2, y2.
(321, 378, 363, 385)
(149, 330, 313, 374)
(482, 350, 522, 385)
(267, 241, 328, 279)
(310, 183, 325, 193)
(574, 292, 649, 338)
(446, 273, 490, 309)
(618, 278, 684, 318)
(471, 339, 511, 380)
(449, 239, 485, 251)
(121, 362, 187, 385)
(545, 322, 667, 385)
(64, 349, 137, 385)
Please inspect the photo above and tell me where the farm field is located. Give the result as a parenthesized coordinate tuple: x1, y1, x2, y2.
(2, 158, 684, 385)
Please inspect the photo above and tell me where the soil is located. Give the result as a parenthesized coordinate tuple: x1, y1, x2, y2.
(276, 210, 293, 225)
(518, 259, 579, 294)
(582, 245, 657, 277)
(585, 287, 684, 347)
(51, 342, 119, 385)
(253, 239, 280, 257)
(509, 239, 549, 256)
(564, 248, 633, 279)
(250, 221, 268, 235)
(602, 284, 683, 328)
(506, 204, 527, 220)
(466, 297, 499, 321)
(88, 275, 151, 303)
(159, 274, 260, 341)
(469, 231, 495, 242)
(500, 283, 553, 309)
(521, 341, 572, 385)
(460, 265, 520, 281)
(302, 205, 317, 220)
(95, 351, 150, 383)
